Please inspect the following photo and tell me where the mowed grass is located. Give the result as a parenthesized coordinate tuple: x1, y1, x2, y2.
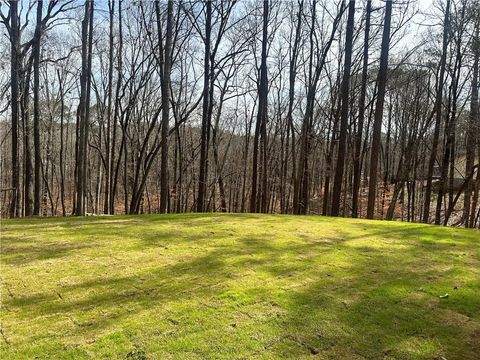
(0, 214, 479, 359)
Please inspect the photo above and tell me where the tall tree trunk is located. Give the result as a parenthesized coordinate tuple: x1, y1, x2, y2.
(436, 4, 464, 225)
(352, 0, 371, 218)
(422, 0, 450, 223)
(9, 0, 20, 217)
(251, 0, 269, 213)
(110, 0, 123, 214)
(259, 0, 269, 213)
(33, 0, 43, 215)
(197, 0, 212, 213)
(104, 0, 115, 214)
(75, 0, 93, 216)
(366, 0, 392, 219)
(159, 0, 174, 213)
(57, 69, 66, 216)
(331, 0, 355, 216)
(464, 18, 479, 227)
(282, 0, 303, 213)
(85, 0, 94, 212)
(296, 0, 345, 215)
(22, 59, 33, 217)
(294, 0, 317, 215)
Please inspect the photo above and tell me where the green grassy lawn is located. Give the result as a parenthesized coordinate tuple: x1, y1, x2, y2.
(1, 214, 479, 359)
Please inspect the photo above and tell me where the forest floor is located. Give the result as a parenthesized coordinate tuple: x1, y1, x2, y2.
(1, 214, 479, 359)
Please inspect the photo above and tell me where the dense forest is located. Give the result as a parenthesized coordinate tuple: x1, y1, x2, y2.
(0, 0, 479, 227)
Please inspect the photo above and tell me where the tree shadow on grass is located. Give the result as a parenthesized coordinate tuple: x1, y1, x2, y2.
(1, 213, 273, 266)
(270, 224, 480, 359)
(1, 240, 96, 266)
(2, 215, 479, 359)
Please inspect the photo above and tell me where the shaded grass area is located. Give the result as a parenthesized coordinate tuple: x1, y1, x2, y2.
(1, 213, 479, 359)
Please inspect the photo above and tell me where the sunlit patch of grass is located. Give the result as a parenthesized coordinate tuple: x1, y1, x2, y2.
(1, 213, 479, 359)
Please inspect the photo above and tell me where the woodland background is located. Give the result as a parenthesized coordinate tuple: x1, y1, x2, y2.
(0, 0, 479, 228)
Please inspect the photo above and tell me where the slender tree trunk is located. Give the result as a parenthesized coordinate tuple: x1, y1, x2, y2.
(197, 0, 212, 213)
(352, 0, 371, 218)
(296, 0, 345, 215)
(251, 0, 269, 213)
(259, 0, 269, 213)
(85, 0, 94, 212)
(366, 0, 392, 219)
(75, 0, 89, 216)
(282, 0, 303, 213)
(110, 0, 123, 214)
(251, 108, 260, 213)
(331, 0, 355, 216)
(159, 0, 174, 213)
(22, 59, 33, 217)
(464, 19, 479, 227)
(422, 0, 450, 223)
(104, 0, 114, 214)
(294, 0, 317, 215)
(436, 5, 464, 225)
(57, 69, 66, 216)
(33, 0, 43, 215)
(75, 0, 93, 216)
(9, 0, 20, 218)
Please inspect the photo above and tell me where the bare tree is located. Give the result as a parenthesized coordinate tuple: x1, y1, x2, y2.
(352, 0, 371, 218)
(251, 0, 269, 213)
(331, 0, 355, 216)
(75, 0, 94, 216)
(367, 0, 393, 219)
(422, 0, 451, 223)
(158, 0, 175, 213)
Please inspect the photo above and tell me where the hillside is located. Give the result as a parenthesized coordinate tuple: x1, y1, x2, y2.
(1, 214, 479, 359)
